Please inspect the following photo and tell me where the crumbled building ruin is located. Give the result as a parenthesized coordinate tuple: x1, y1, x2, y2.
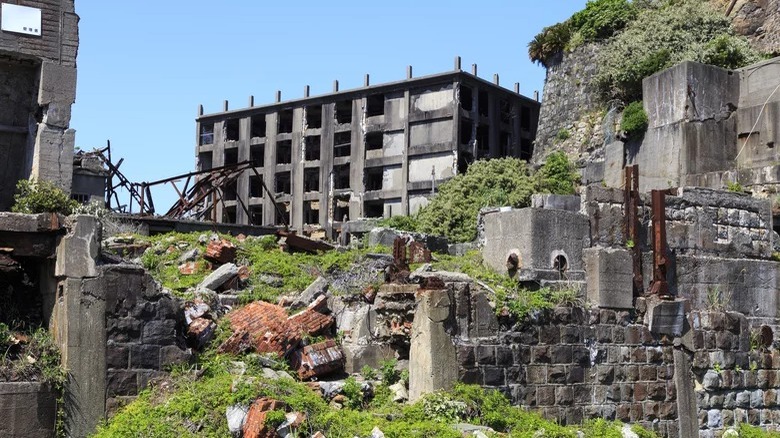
(195, 59, 540, 236)
(0, 0, 79, 210)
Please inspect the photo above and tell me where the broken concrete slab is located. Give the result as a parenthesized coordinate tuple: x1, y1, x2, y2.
(294, 276, 329, 308)
(226, 404, 249, 435)
(584, 247, 634, 309)
(198, 263, 239, 290)
(368, 227, 449, 253)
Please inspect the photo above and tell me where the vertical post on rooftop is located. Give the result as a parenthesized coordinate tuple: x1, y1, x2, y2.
(333, 80, 339, 92)
(364, 74, 370, 87)
(407, 65, 413, 79)
(471, 64, 477, 76)
(454, 56, 461, 71)
(223, 100, 229, 112)
(493, 74, 499, 85)
(275, 91, 281, 103)
(514, 83, 520, 94)
(249, 95, 254, 107)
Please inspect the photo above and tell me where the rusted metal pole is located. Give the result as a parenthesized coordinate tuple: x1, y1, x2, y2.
(649, 189, 670, 297)
(623, 165, 643, 295)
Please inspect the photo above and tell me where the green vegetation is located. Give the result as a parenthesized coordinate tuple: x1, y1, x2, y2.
(537, 151, 578, 195)
(263, 409, 287, 428)
(620, 101, 648, 140)
(528, 0, 635, 67)
(379, 359, 400, 386)
(496, 286, 581, 320)
(12, 179, 78, 215)
(739, 423, 780, 437)
(727, 180, 744, 193)
(595, 0, 763, 101)
(138, 232, 388, 301)
(96, 345, 655, 438)
(408, 156, 578, 243)
(555, 128, 571, 142)
(529, 0, 764, 103)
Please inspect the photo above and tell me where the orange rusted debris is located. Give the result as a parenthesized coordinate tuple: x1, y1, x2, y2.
(243, 398, 285, 438)
(290, 340, 345, 380)
(408, 240, 431, 263)
(178, 261, 199, 275)
(204, 239, 237, 264)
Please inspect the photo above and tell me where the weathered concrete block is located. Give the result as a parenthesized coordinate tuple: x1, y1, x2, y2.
(603, 141, 625, 188)
(30, 126, 75, 192)
(0, 382, 57, 438)
(584, 247, 633, 309)
(38, 61, 77, 106)
(55, 215, 101, 278)
(482, 208, 590, 280)
(647, 299, 686, 337)
(409, 288, 457, 401)
(530, 194, 581, 212)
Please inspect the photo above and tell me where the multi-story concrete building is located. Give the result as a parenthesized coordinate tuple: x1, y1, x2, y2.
(0, 1, 79, 210)
(195, 59, 540, 235)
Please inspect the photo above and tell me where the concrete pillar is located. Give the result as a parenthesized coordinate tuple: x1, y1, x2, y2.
(276, 91, 282, 103)
(488, 91, 500, 157)
(452, 80, 462, 173)
(674, 348, 699, 437)
(50, 216, 105, 437)
(235, 117, 251, 225)
(249, 95, 254, 107)
(409, 288, 457, 401)
(319, 103, 335, 236)
(333, 80, 339, 92)
(401, 89, 411, 215)
(212, 120, 226, 221)
(454, 56, 461, 71)
(349, 98, 365, 220)
(223, 100, 229, 112)
(471, 64, 477, 76)
(304, 85, 310, 98)
(406, 65, 413, 79)
(364, 74, 370, 87)
(263, 112, 279, 226)
(291, 107, 305, 230)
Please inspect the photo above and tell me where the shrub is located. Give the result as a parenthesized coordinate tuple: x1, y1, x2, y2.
(379, 359, 400, 386)
(595, 0, 763, 101)
(620, 101, 649, 139)
(415, 158, 537, 243)
(555, 128, 571, 142)
(537, 151, 579, 195)
(342, 376, 364, 410)
(378, 214, 419, 232)
(12, 179, 78, 215)
(570, 0, 637, 42)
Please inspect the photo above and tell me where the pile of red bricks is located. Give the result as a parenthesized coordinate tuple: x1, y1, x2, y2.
(218, 296, 345, 379)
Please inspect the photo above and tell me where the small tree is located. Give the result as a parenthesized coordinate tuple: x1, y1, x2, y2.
(12, 179, 78, 215)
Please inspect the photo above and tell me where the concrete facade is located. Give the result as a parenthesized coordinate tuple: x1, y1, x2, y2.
(607, 56, 780, 196)
(0, 0, 79, 210)
(195, 64, 539, 236)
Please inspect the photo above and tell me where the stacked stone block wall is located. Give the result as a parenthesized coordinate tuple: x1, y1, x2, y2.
(691, 310, 780, 436)
(457, 307, 680, 436)
(102, 265, 192, 413)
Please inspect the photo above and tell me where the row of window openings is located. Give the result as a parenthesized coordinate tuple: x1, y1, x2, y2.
(458, 121, 532, 160)
(221, 202, 324, 226)
(459, 86, 532, 129)
(199, 96, 386, 145)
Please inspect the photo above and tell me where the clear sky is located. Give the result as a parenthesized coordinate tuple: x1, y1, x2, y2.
(70, 0, 587, 211)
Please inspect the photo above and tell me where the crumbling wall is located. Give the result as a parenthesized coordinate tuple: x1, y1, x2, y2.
(728, 0, 780, 54)
(0, 0, 79, 206)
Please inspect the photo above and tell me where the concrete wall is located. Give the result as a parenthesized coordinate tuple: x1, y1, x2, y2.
(0, 382, 58, 438)
(0, 0, 79, 208)
(482, 208, 590, 281)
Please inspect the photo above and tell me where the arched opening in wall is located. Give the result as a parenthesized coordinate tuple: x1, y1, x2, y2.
(553, 254, 568, 279)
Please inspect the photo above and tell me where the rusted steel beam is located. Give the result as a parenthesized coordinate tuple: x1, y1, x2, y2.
(649, 189, 670, 297)
(623, 165, 643, 295)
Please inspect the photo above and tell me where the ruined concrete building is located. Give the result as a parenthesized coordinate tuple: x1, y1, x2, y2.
(0, 1, 79, 210)
(195, 59, 540, 235)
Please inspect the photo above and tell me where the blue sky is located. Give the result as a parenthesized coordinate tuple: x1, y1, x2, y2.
(70, 1, 587, 210)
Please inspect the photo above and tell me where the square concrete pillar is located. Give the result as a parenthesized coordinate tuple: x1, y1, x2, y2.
(584, 247, 633, 309)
